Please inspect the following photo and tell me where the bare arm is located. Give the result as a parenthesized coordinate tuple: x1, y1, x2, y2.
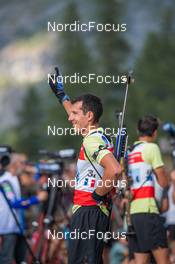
(173, 182, 175, 204)
(154, 166, 169, 188)
(170, 171, 175, 204)
(160, 196, 169, 213)
(95, 153, 122, 196)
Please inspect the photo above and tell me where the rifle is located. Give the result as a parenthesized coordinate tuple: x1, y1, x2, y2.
(114, 71, 135, 236)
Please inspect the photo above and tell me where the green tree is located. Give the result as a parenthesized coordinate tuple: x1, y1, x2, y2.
(93, 0, 130, 127)
(15, 86, 45, 159)
(127, 6, 175, 141)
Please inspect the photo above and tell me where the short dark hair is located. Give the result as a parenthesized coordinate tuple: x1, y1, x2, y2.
(137, 115, 159, 136)
(71, 94, 103, 123)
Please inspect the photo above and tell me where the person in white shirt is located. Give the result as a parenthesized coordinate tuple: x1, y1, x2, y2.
(0, 163, 21, 264)
(165, 171, 175, 240)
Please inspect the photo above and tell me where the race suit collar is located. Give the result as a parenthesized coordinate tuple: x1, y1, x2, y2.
(85, 127, 104, 138)
(134, 140, 147, 145)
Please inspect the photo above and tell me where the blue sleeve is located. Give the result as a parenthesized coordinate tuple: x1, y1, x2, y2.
(11, 196, 39, 209)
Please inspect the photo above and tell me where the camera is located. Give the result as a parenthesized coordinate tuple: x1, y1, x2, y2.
(25, 148, 76, 179)
(0, 146, 12, 168)
(39, 149, 76, 160)
(37, 148, 76, 175)
(162, 122, 175, 139)
(162, 122, 175, 167)
(37, 161, 63, 175)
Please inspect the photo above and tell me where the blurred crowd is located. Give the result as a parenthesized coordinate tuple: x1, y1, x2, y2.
(0, 151, 175, 264)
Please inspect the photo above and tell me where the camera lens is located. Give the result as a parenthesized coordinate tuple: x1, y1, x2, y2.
(0, 155, 10, 167)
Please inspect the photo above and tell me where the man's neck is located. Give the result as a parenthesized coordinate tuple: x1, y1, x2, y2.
(138, 136, 154, 143)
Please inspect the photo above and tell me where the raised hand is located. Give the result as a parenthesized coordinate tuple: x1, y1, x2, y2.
(49, 66, 70, 104)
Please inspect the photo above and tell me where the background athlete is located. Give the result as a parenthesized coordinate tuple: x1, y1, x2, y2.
(128, 115, 169, 264)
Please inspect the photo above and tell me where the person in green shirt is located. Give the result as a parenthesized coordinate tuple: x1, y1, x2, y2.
(128, 115, 169, 264)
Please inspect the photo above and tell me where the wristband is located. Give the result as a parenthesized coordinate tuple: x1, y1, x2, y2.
(57, 92, 70, 104)
(92, 190, 107, 204)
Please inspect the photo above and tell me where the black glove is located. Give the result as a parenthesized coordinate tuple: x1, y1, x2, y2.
(92, 190, 107, 204)
(49, 66, 70, 104)
(92, 191, 113, 211)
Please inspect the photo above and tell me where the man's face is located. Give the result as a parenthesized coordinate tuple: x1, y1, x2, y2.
(68, 101, 93, 135)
